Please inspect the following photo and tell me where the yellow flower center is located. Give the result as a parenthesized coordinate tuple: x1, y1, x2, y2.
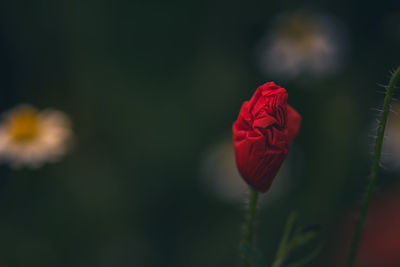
(7, 107, 39, 142)
(278, 15, 318, 51)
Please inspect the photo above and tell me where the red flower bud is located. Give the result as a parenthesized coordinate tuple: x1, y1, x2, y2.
(232, 82, 301, 192)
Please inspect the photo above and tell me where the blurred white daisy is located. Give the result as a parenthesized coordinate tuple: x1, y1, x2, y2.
(380, 103, 400, 169)
(199, 137, 295, 204)
(257, 11, 346, 79)
(0, 105, 72, 168)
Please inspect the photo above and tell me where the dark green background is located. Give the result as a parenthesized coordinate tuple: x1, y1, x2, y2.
(0, 0, 399, 266)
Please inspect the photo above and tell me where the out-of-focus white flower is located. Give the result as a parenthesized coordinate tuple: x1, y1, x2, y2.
(257, 11, 346, 79)
(380, 103, 400, 169)
(199, 138, 294, 204)
(0, 105, 72, 168)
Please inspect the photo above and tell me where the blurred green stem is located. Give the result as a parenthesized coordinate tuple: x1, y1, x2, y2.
(241, 186, 259, 267)
(272, 212, 297, 267)
(346, 66, 400, 267)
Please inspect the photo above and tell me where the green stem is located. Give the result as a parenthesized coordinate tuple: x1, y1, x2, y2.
(272, 212, 297, 267)
(346, 66, 400, 267)
(241, 186, 259, 267)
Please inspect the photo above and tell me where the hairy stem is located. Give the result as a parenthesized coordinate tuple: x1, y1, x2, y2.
(241, 186, 259, 267)
(346, 66, 400, 267)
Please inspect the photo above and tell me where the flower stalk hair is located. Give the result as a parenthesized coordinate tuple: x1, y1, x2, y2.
(346, 66, 400, 267)
(233, 82, 301, 266)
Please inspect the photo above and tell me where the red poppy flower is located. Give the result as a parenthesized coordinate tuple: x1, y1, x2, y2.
(232, 82, 301, 192)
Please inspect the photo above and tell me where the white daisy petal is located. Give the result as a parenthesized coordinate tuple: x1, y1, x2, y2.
(257, 11, 347, 80)
(0, 105, 72, 169)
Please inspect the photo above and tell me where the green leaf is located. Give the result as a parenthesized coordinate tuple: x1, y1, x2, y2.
(285, 244, 323, 267)
(288, 230, 317, 253)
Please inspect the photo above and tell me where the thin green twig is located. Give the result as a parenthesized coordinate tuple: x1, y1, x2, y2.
(346, 66, 400, 267)
(241, 186, 259, 267)
(272, 212, 297, 267)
